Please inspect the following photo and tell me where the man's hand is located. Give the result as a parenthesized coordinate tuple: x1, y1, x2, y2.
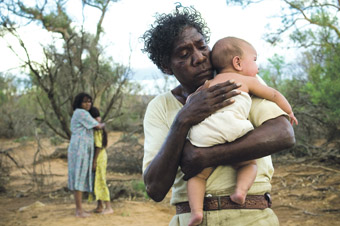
(180, 140, 205, 180)
(180, 80, 241, 127)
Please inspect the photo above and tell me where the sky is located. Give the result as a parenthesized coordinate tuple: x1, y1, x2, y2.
(0, 0, 293, 94)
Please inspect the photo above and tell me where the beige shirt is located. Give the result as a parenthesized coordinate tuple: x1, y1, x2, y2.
(143, 79, 287, 225)
(144, 92, 287, 202)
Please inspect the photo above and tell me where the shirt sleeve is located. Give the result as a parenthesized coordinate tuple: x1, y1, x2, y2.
(76, 109, 99, 129)
(142, 96, 170, 173)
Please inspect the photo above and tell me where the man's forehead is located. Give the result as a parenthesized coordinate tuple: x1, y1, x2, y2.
(174, 30, 205, 49)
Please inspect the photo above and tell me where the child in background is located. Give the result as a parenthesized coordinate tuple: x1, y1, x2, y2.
(89, 106, 113, 215)
(186, 36, 298, 226)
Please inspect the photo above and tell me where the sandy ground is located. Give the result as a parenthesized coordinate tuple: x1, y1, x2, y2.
(0, 197, 175, 226)
(0, 133, 340, 225)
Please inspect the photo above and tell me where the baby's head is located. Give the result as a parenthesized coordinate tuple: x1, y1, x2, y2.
(211, 37, 257, 75)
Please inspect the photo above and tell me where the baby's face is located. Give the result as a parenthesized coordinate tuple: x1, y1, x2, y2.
(240, 44, 258, 77)
(95, 117, 102, 123)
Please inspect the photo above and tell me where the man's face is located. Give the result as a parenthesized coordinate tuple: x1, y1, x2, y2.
(168, 27, 213, 93)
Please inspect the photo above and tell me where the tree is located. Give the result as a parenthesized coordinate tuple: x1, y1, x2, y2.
(0, 0, 130, 139)
(260, 53, 285, 89)
(227, 0, 340, 135)
(226, 1, 340, 44)
(0, 73, 38, 138)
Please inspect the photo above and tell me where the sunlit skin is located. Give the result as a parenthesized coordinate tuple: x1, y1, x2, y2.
(237, 43, 258, 77)
(168, 27, 214, 96)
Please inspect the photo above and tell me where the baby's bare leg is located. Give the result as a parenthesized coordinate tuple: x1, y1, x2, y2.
(187, 167, 214, 226)
(231, 160, 257, 204)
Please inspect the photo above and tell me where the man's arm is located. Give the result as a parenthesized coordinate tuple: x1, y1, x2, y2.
(143, 81, 240, 202)
(180, 116, 295, 180)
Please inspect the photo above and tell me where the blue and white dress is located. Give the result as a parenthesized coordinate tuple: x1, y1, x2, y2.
(68, 108, 99, 192)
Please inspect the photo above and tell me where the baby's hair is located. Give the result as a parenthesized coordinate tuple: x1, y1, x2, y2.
(212, 37, 252, 72)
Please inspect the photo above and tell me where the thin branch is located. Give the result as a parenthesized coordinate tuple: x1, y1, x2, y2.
(284, 0, 340, 38)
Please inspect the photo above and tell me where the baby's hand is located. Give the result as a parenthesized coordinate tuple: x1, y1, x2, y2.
(289, 112, 298, 126)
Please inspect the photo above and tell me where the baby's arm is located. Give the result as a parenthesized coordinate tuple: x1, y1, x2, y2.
(245, 77, 298, 125)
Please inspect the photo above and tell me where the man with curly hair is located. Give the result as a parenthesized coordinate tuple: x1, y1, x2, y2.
(141, 5, 295, 226)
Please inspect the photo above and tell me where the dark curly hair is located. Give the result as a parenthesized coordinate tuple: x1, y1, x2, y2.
(89, 106, 108, 148)
(141, 6, 210, 74)
(72, 92, 92, 110)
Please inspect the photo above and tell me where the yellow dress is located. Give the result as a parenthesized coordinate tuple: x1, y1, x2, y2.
(90, 129, 110, 201)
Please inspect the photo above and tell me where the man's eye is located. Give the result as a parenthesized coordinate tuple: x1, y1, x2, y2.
(199, 45, 207, 50)
(180, 51, 189, 58)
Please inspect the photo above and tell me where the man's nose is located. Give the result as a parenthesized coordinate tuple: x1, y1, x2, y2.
(192, 49, 206, 66)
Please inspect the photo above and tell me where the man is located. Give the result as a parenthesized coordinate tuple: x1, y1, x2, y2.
(141, 6, 295, 226)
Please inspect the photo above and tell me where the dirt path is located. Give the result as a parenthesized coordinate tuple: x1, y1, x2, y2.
(1, 135, 340, 225)
(1, 160, 339, 226)
(0, 197, 175, 226)
(271, 160, 340, 225)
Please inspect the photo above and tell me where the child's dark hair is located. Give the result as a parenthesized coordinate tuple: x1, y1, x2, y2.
(89, 107, 108, 148)
(72, 92, 92, 110)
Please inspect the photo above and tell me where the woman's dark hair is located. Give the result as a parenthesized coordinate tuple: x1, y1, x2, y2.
(141, 5, 210, 74)
(72, 92, 92, 110)
(89, 107, 108, 148)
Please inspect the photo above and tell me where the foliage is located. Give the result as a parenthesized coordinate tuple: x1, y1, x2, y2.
(304, 43, 340, 124)
(131, 180, 148, 199)
(227, 0, 340, 144)
(227, 0, 340, 45)
(110, 93, 152, 132)
(0, 73, 39, 138)
(107, 131, 144, 174)
(260, 53, 331, 158)
(0, 152, 10, 193)
(0, 0, 129, 140)
(259, 53, 286, 89)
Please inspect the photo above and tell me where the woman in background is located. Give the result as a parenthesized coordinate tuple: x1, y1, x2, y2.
(68, 93, 105, 218)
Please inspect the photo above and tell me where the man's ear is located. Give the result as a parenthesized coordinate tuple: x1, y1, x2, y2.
(232, 56, 242, 71)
